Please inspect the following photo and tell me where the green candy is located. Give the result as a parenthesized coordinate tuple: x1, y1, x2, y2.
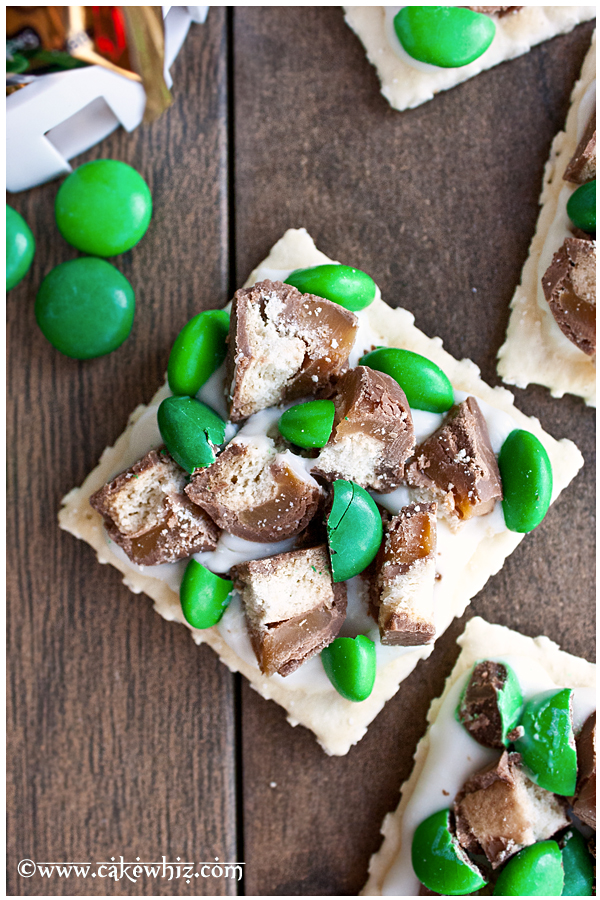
(360, 347, 453, 412)
(6, 205, 35, 290)
(55, 159, 152, 256)
(560, 829, 594, 896)
(285, 264, 376, 311)
(412, 809, 487, 895)
(321, 635, 376, 702)
(394, 6, 496, 68)
(157, 396, 226, 474)
(278, 399, 335, 448)
(498, 430, 553, 533)
(493, 841, 564, 896)
(35, 257, 135, 359)
(566, 180, 596, 233)
(180, 559, 233, 629)
(168, 309, 230, 397)
(326, 479, 383, 582)
(456, 660, 523, 748)
(514, 689, 577, 796)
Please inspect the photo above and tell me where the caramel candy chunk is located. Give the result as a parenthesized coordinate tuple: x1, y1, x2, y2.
(457, 661, 521, 749)
(90, 449, 220, 565)
(313, 366, 415, 492)
(226, 279, 358, 422)
(455, 751, 569, 868)
(185, 438, 322, 542)
(232, 545, 347, 676)
(573, 711, 596, 829)
(542, 237, 596, 356)
(405, 397, 502, 527)
(370, 503, 437, 646)
(564, 111, 596, 186)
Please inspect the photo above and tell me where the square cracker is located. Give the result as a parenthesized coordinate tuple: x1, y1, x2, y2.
(497, 34, 596, 405)
(59, 228, 583, 756)
(344, 7, 595, 112)
(363, 616, 596, 895)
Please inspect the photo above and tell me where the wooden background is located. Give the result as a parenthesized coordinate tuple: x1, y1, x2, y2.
(7, 8, 595, 896)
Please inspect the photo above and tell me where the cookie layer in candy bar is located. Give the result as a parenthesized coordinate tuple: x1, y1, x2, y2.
(573, 711, 596, 829)
(498, 35, 596, 404)
(344, 7, 595, 113)
(363, 618, 595, 895)
(59, 229, 583, 756)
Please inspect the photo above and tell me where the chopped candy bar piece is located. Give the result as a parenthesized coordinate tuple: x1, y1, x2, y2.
(542, 237, 596, 356)
(564, 111, 596, 185)
(457, 660, 523, 749)
(573, 711, 596, 829)
(405, 397, 502, 528)
(313, 366, 415, 492)
(370, 503, 436, 646)
(90, 449, 220, 565)
(232, 545, 347, 676)
(226, 279, 358, 422)
(454, 751, 569, 868)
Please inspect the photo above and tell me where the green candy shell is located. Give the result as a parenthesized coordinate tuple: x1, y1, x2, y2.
(412, 808, 487, 895)
(35, 257, 135, 359)
(180, 559, 233, 629)
(498, 430, 553, 533)
(321, 635, 376, 702)
(394, 6, 496, 69)
(285, 264, 376, 311)
(278, 399, 335, 448)
(493, 841, 564, 896)
(561, 829, 594, 896)
(326, 479, 383, 582)
(457, 660, 523, 748)
(6, 205, 35, 290)
(167, 309, 230, 397)
(55, 159, 152, 256)
(360, 347, 453, 412)
(157, 396, 226, 474)
(566, 180, 596, 234)
(514, 688, 577, 796)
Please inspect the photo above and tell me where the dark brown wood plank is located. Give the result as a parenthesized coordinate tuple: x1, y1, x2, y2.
(233, 8, 595, 895)
(7, 10, 237, 896)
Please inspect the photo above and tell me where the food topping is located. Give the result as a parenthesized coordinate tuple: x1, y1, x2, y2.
(370, 503, 437, 646)
(563, 111, 596, 186)
(411, 809, 487, 895)
(321, 635, 376, 702)
(313, 366, 415, 491)
(542, 237, 596, 356)
(326, 479, 383, 582)
(157, 396, 226, 474)
(566, 180, 596, 234)
(572, 711, 596, 829)
(278, 399, 336, 449)
(360, 347, 454, 413)
(560, 829, 595, 896)
(393, 7, 496, 69)
(492, 841, 564, 896)
(457, 660, 523, 748)
(180, 560, 233, 629)
(285, 264, 377, 311)
(167, 309, 230, 397)
(514, 689, 577, 796)
(498, 429, 553, 533)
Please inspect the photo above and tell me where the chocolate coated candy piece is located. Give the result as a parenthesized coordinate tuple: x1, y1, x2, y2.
(405, 397, 502, 527)
(157, 396, 226, 474)
(167, 309, 230, 397)
(492, 841, 564, 896)
(370, 503, 437, 646)
(180, 560, 233, 629)
(313, 366, 415, 491)
(321, 635, 376, 702)
(326, 479, 383, 582)
(567, 181, 596, 235)
(498, 430, 553, 534)
(454, 751, 569, 869)
(285, 264, 376, 311)
(411, 809, 487, 895)
(564, 111, 596, 186)
(572, 711, 596, 830)
(278, 399, 335, 449)
(542, 237, 596, 356)
(226, 280, 358, 422)
(394, 7, 495, 68)
(232, 545, 347, 677)
(515, 689, 577, 796)
(560, 829, 594, 896)
(6, 205, 35, 290)
(90, 449, 220, 565)
(360, 347, 454, 413)
(457, 660, 522, 748)
(186, 439, 322, 543)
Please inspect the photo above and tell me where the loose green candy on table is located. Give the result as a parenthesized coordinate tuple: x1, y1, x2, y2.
(514, 688, 577, 796)
(167, 309, 230, 397)
(55, 159, 152, 256)
(285, 264, 376, 311)
(566, 180, 596, 233)
(393, 6, 496, 69)
(157, 396, 226, 474)
(278, 399, 336, 448)
(180, 559, 233, 629)
(360, 347, 453, 412)
(560, 829, 594, 896)
(35, 257, 135, 359)
(411, 808, 487, 895)
(321, 635, 376, 702)
(493, 841, 564, 896)
(6, 205, 35, 290)
(498, 430, 553, 533)
(326, 479, 383, 582)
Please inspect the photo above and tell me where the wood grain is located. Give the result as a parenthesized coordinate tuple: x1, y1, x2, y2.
(233, 8, 595, 895)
